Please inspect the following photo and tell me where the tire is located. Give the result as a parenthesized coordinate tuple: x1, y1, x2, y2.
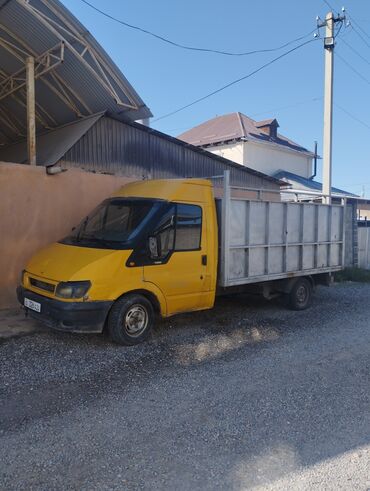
(287, 278, 313, 311)
(107, 294, 154, 346)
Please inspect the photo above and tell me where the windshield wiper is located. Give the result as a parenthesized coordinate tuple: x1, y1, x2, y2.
(79, 234, 120, 247)
(76, 216, 89, 242)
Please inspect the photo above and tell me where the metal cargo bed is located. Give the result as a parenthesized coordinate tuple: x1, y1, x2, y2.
(217, 171, 345, 288)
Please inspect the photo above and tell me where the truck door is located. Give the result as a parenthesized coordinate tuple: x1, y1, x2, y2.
(143, 203, 210, 315)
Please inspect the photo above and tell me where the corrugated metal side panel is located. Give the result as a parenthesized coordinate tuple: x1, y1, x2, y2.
(59, 117, 279, 191)
(61, 117, 150, 178)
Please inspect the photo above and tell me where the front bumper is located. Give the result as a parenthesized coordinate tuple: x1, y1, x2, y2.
(17, 286, 112, 333)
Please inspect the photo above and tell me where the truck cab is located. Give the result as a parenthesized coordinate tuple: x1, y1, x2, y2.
(17, 179, 218, 345)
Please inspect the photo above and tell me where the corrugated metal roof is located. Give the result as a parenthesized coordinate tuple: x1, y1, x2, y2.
(178, 112, 315, 157)
(0, 0, 151, 146)
(274, 170, 358, 198)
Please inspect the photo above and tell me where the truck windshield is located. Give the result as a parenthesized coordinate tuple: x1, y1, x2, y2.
(61, 198, 159, 248)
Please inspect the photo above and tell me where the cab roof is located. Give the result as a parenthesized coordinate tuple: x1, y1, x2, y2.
(112, 178, 213, 203)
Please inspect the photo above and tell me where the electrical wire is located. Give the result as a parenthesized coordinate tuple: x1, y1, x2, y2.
(334, 103, 370, 131)
(350, 23, 370, 49)
(348, 15, 370, 41)
(336, 52, 370, 85)
(152, 39, 317, 123)
(322, 0, 337, 12)
(334, 19, 344, 39)
(80, 0, 316, 57)
(340, 38, 370, 66)
(165, 97, 323, 134)
(250, 97, 323, 118)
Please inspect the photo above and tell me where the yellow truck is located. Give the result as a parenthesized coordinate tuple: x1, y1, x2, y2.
(17, 172, 345, 345)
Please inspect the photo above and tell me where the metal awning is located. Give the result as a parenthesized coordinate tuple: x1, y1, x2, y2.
(0, 0, 152, 146)
(0, 111, 103, 164)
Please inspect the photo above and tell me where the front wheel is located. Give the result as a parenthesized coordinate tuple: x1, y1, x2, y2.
(286, 278, 313, 311)
(107, 294, 154, 345)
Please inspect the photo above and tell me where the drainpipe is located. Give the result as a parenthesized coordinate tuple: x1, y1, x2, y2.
(310, 141, 318, 180)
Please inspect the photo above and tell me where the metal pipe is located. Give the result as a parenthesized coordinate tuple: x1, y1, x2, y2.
(310, 141, 318, 179)
(26, 56, 36, 165)
(366, 225, 370, 269)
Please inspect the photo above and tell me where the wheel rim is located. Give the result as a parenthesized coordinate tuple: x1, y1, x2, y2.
(296, 284, 308, 305)
(124, 304, 148, 337)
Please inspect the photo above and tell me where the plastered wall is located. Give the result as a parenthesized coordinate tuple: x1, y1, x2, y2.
(207, 141, 312, 179)
(0, 163, 132, 308)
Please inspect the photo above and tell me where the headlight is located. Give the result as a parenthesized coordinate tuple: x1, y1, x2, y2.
(55, 281, 91, 299)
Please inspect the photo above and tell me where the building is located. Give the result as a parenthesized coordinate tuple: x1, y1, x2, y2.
(178, 112, 315, 179)
(274, 170, 358, 200)
(0, 0, 281, 193)
(0, 111, 282, 192)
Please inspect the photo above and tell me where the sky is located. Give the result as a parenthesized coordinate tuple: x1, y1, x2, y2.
(61, 0, 370, 196)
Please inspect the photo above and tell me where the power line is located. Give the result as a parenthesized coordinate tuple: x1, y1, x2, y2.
(336, 52, 370, 85)
(80, 0, 316, 57)
(350, 22, 370, 49)
(348, 15, 370, 41)
(250, 97, 323, 118)
(165, 97, 323, 134)
(152, 39, 317, 123)
(321, 1, 370, 47)
(334, 103, 370, 132)
(340, 37, 370, 66)
(322, 0, 337, 12)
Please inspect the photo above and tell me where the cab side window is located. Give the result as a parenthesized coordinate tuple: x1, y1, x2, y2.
(175, 204, 202, 251)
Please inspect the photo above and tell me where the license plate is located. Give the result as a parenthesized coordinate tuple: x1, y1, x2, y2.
(24, 298, 41, 313)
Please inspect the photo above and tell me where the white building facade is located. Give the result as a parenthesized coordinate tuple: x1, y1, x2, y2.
(178, 112, 314, 179)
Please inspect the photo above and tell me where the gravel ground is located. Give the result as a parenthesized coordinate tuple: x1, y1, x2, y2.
(0, 282, 369, 490)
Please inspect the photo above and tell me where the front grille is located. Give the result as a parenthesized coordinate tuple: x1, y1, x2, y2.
(29, 278, 55, 293)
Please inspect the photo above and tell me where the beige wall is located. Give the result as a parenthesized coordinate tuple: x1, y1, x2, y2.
(244, 141, 312, 178)
(0, 163, 132, 308)
(207, 142, 244, 165)
(207, 140, 312, 178)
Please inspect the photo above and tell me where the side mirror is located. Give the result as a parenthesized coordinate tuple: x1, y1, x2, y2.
(148, 236, 161, 259)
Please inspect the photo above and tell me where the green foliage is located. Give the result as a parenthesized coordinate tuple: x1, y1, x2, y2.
(335, 268, 370, 283)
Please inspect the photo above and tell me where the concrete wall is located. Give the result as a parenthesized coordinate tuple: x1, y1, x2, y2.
(0, 163, 131, 308)
(206, 140, 312, 178)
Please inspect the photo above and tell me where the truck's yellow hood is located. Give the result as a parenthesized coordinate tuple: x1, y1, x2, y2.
(26, 242, 131, 282)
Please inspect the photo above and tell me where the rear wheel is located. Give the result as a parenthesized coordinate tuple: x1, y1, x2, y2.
(107, 294, 154, 345)
(287, 278, 313, 310)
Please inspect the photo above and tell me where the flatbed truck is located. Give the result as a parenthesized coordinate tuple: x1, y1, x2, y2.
(17, 172, 345, 345)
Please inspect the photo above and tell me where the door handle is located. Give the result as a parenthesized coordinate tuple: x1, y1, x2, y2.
(201, 255, 207, 266)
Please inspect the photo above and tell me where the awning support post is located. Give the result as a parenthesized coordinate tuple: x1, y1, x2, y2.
(26, 56, 36, 165)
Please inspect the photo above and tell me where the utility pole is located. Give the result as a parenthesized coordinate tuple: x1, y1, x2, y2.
(26, 56, 36, 165)
(318, 10, 345, 204)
